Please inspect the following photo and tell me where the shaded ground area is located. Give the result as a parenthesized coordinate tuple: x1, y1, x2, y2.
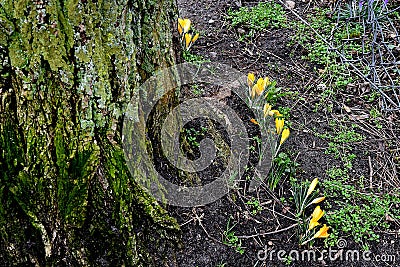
(167, 0, 400, 266)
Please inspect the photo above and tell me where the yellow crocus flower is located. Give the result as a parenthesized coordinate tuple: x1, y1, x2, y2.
(269, 109, 281, 117)
(178, 18, 184, 35)
(256, 78, 265, 95)
(178, 18, 191, 35)
(307, 178, 318, 196)
(250, 118, 259, 125)
(251, 84, 258, 99)
(263, 103, 272, 117)
(308, 206, 324, 230)
(184, 33, 191, 49)
(275, 118, 284, 134)
(248, 73, 255, 88)
(280, 128, 290, 144)
(263, 76, 272, 87)
(314, 224, 329, 238)
(311, 196, 326, 204)
(191, 33, 199, 43)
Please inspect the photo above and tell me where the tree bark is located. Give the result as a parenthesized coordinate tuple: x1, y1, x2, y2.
(0, 0, 180, 265)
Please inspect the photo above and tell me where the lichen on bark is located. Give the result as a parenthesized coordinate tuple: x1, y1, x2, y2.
(0, 0, 180, 265)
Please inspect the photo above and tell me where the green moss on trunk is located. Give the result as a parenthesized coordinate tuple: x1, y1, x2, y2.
(0, 0, 180, 265)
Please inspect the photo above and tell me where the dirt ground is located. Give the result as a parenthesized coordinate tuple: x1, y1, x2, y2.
(166, 0, 400, 266)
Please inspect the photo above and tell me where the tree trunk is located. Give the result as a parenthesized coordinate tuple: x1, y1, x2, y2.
(0, 0, 180, 266)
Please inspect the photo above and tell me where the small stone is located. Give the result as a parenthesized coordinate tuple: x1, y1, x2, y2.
(234, 0, 242, 7)
(230, 43, 234, 47)
(209, 52, 217, 58)
(208, 19, 215, 24)
(237, 28, 245, 34)
(268, 241, 273, 246)
(285, 0, 295, 9)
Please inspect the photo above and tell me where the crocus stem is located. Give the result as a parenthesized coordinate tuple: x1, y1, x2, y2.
(300, 236, 315, 246)
(299, 194, 310, 214)
(274, 143, 282, 158)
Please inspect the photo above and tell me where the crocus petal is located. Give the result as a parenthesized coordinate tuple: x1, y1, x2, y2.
(182, 18, 191, 33)
(270, 109, 281, 117)
(256, 77, 264, 87)
(250, 118, 259, 125)
(191, 33, 199, 43)
(247, 73, 255, 87)
(178, 18, 184, 35)
(275, 118, 284, 134)
(308, 221, 320, 230)
(263, 76, 271, 87)
(184, 33, 192, 48)
(280, 128, 290, 144)
(314, 224, 329, 238)
(311, 206, 324, 222)
(256, 86, 264, 96)
(311, 196, 326, 204)
(263, 103, 272, 117)
(308, 206, 324, 230)
(307, 178, 318, 196)
(256, 78, 265, 95)
(251, 84, 258, 99)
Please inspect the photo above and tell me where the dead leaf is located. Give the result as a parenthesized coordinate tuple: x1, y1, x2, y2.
(282, 206, 290, 214)
(386, 214, 395, 222)
(343, 104, 351, 113)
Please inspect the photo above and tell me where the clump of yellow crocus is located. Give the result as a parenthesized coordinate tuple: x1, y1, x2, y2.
(178, 18, 199, 50)
(298, 179, 330, 245)
(246, 73, 275, 100)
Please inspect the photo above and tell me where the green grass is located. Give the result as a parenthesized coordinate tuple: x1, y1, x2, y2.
(289, 8, 365, 95)
(182, 50, 209, 63)
(312, 119, 400, 247)
(324, 180, 400, 246)
(183, 127, 207, 148)
(369, 107, 383, 129)
(314, 121, 364, 174)
(227, 2, 286, 40)
(222, 217, 245, 254)
(268, 151, 298, 190)
(246, 197, 263, 215)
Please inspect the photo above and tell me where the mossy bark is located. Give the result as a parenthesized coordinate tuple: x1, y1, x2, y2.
(0, 0, 180, 265)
